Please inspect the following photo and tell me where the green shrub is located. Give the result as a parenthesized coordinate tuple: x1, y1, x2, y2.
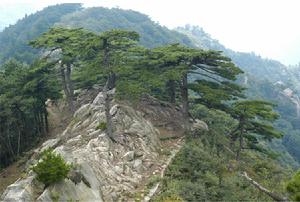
(96, 122, 107, 130)
(287, 170, 300, 201)
(32, 149, 71, 186)
(156, 195, 184, 202)
(146, 175, 161, 189)
(50, 191, 60, 202)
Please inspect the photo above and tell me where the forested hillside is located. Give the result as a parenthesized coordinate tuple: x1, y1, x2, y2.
(176, 25, 290, 82)
(1, 25, 292, 202)
(1, 4, 300, 201)
(177, 25, 300, 167)
(0, 3, 82, 64)
(0, 5, 192, 65)
(57, 7, 193, 48)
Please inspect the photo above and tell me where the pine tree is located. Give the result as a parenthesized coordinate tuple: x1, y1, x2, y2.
(29, 27, 95, 112)
(147, 44, 243, 130)
(229, 100, 282, 161)
(0, 59, 60, 167)
(82, 29, 140, 141)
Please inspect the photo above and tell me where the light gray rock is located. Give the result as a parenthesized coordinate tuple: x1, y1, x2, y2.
(123, 151, 135, 161)
(110, 104, 119, 117)
(133, 159, 143, 172)
(40, 138, 59, 152)
(92, 91, 105, 105)
(74, 104, 91, 119)
(37, 179, 102, 202)
(1, 90, 162, 201)
(192, 119, 209, 131)
(1, 176, 35, 202)
(114, 165, 124, 175)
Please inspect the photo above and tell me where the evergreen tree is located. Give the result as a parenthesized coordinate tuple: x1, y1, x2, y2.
(82, 29, 140, 141)
(287, 170, 300, 201)
(29, 27, 94, 112)
(229, 100, 282, 161)
(0, 59, 60, 167)
(148, 44, 243, 129)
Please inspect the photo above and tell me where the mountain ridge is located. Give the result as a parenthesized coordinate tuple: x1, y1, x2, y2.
(1, 4, 300, 166)
(0, 4, 299, 201)
(1, 89, 201, 201)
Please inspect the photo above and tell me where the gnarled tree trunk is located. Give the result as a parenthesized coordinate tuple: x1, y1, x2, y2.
(65, 64, 75, 112)
(180, 73, 190, 131)
(167, 80, 176, 104)
(59, 62, 74, 113)
(240, 171, 288, 202)
(103, 75, 116, 143)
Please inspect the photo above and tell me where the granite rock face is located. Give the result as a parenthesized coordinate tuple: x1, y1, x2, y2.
(1, 90, 161, 202)
(1, 90, 207, 202)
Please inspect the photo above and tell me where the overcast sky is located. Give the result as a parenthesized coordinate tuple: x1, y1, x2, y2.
(1, 0, 300, 65)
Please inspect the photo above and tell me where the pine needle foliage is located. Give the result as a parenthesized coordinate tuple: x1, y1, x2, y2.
(32, 149, 71, 186)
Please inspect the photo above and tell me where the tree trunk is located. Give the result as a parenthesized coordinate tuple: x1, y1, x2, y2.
(60, 63, 74, 113)
(6, 129, 15, 159)
(108, 72, 116, 90)
(103, 76, 116, 143)
(105, 92, 114, 141)
(39, 112, 46, 136)
(167, 80, 176, 104)
(180, 73, 190, 131)
(44, 109, 49, 133)
(102, 39, 116, 142)
(236, 128, 244, 161)
(60, 63, 69, 98)
(35, 113, 42, 135)
(0, 134, 15, 164)
(65, 64, 75, 113)
(37, 112, 42, 136)
(229, 130, 238, 150)
(17, 129, 21, 157)
(240, 172, 288, 202)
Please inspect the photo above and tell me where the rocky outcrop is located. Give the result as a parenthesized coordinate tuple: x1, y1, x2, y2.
(1, 90, 161, 201)
(1, 90, 206, 202)
(281, 87, 300, 117)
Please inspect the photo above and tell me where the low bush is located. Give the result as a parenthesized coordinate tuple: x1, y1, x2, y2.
(287, 170, 300, 201)
(96, 122, 107, 130)
(32, 149, 71, 186)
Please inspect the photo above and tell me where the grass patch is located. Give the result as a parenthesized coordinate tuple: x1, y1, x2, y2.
(96, 122, 107, 130)
(146, 175, 161, 189)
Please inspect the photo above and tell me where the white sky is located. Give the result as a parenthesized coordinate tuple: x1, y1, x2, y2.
(0, 0, 300, 65)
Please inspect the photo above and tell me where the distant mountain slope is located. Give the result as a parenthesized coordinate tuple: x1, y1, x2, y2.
(0, 5, 292, 82)
(176, 25, 300, 166)
(57, 7, 193, 48)
(0, 5, 192, 65)
(0, 4, 36, 32)
(0, 4, 299, 167)
(176, 25, 289, 83)
(0, 3, 82, 64)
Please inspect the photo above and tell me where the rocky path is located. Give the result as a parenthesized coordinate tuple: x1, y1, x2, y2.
(129, 136, 184, 202)
(2, 91, 205, 202)
(143, 137, 184, 202)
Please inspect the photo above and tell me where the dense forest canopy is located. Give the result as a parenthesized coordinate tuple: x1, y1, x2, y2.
(0, 4, 192, 66)
(0, 3, 82, 65)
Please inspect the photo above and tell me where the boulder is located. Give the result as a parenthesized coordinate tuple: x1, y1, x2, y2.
(122, 151, 135, 161)
(192, 119, 209, 131)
